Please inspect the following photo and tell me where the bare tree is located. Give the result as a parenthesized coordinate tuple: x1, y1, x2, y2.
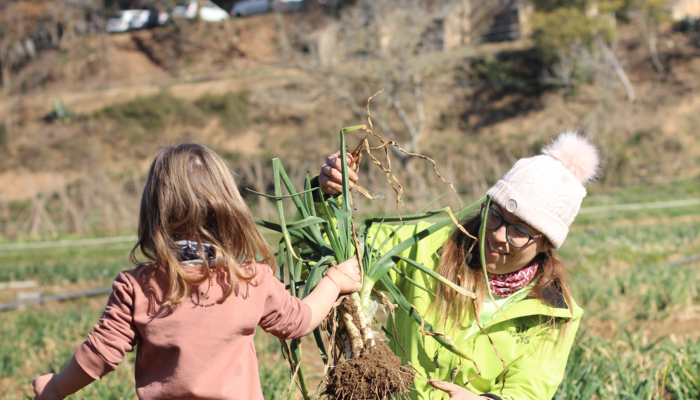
(637, 0, 673, 77)
(315, 1, 457, 156)
(273, 0, 469, 204)
(597, 37, 635, 102)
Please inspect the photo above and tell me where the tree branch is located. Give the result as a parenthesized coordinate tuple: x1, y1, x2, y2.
(598, 37, 635, 102)
(413, 72, 426, 149)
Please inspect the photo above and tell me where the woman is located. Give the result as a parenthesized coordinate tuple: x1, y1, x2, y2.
(317, 132, 600, 400)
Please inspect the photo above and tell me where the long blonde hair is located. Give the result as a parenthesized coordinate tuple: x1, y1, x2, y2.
(130, 143, 275, 307)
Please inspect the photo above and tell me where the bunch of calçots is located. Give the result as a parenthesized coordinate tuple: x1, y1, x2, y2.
(252, 125, 495, 400)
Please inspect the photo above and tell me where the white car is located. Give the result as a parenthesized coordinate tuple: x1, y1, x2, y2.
(106, 10, 139, 33)
(199, 1, 230, 21)
(106, 9, 169, 33)
(128, 10, 152, 30)
(231, 0, 270, 17)
(171, 1, 198, 19)
(231, 0, 303, 17)
(272, 0, 303, 12)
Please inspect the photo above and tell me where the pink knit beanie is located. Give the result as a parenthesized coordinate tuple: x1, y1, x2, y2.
(485, 131, 600, 249)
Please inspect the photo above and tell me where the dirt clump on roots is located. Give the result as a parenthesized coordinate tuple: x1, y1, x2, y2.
(324, 333, 415, 399)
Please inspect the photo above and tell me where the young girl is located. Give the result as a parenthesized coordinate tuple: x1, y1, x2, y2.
(32, 143, 361, 400)
(317, 132, 599, 399)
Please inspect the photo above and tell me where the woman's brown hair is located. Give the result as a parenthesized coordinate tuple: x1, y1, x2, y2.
(129, 143, 275, 307)
(429, 211, 574, 334)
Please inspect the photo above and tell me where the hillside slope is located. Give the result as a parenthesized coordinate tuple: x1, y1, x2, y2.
(0, 14, 698, 239)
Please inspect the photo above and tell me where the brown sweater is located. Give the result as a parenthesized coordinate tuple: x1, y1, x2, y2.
(74, 262, 311, 400)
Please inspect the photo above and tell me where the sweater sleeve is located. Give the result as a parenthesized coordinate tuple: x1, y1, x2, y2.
(74, 271, 139, 380)
(258, 267, 312, 340)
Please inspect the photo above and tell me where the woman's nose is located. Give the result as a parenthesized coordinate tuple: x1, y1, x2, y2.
(491, 225, 508, 243)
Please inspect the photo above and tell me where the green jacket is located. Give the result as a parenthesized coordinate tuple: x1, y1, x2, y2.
(365, 221, 583, 400)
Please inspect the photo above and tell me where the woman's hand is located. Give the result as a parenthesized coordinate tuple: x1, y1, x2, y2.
(429, 380, 483, 400)
(319, 151, 359, 195)
(33, 374, 63, 400)
(326, 258, 362, 294)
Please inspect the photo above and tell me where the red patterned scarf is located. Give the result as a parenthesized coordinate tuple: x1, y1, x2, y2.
(487, 261, 539, 297)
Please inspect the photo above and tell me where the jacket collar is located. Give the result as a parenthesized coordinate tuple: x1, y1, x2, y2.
(484, 286, 582, 329)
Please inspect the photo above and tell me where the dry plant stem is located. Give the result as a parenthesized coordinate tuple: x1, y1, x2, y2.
(290, 356, 306, 397)
(325, 305, 340, 371)
(374, 290, 410, 361)
(354, 184, 375, 200)
(279, 339, 302, 398)
(367, 135, 463, 210)
(362, 136, 405, 210)
(346, 91, 464, 217)
(375, 289, 436, 386)
(446, 210, 476, 242)
(363, 90, 404, 212)
(365, 89, 384, 134)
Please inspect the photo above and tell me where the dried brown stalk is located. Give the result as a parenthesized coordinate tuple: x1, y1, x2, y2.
(346, 90, 463, 219)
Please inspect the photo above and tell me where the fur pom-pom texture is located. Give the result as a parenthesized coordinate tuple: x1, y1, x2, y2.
(542, 131, 600, 185)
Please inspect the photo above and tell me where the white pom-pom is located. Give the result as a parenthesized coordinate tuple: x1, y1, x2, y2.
(542, 131, 600, 185)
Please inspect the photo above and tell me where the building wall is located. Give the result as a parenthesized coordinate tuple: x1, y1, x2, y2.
(444, 0, 533, 48)
(444, 0, 472, 50)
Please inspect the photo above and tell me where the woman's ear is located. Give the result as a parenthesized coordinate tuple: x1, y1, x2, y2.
(544, 238, 554, 252)
(537, 237, 554, 254)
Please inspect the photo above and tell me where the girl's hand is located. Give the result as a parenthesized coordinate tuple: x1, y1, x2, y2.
(300, 258, 363, 335)
(429, 380, 483, 400)
(319, 151, 359, 195)
(33, 374, 63, 400)
(326, 258, 362, 294)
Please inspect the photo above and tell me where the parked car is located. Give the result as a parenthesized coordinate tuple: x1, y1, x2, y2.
(106, 10, 139, 33)
(106, 9, 168, 33)
(272, 0, 303, 12)
(128, 10, 152, 30)
(171, 0, 198, 19)
(231, 0, 303, 17)
(199, 1, 230, 21)
(231, 0, 270, 17)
